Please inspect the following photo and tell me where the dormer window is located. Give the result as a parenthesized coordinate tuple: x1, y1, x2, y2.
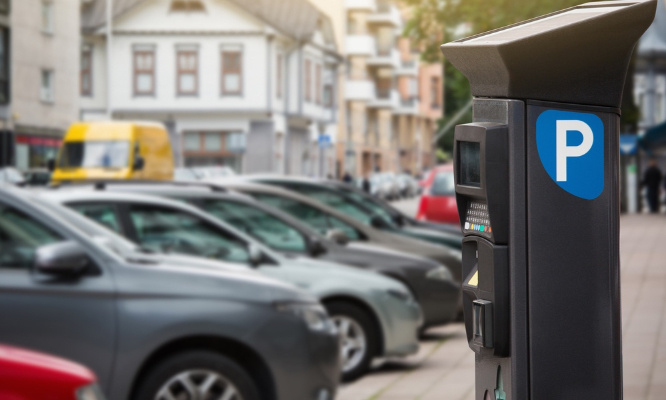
(170, 0, 206, 12)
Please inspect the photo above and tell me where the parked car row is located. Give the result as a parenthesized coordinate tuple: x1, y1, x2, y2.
(0, 174, 463, 400)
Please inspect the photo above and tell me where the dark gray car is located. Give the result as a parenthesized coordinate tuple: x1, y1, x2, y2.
(0, 186, 340, 400)
(57, 181, 459, 329)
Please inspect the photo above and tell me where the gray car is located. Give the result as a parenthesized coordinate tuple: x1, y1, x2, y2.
(0, 185, 341, 400)
(60, 181, 460, 330)
(44, 189, 422, 381)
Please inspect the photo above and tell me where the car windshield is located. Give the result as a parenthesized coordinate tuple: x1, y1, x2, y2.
(252, 193, 362, 241)
(34, 197, 140, 256)
(431, 171, 455, 196)
(128, 205, 252, 264)
(301, 189, 375, 225)
(59, 141, 130, 169)
(198, 199, 308, 253)
(335, 186, 396, 224)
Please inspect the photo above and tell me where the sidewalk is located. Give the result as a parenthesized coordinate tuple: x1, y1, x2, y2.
(338, 214, 666, 400)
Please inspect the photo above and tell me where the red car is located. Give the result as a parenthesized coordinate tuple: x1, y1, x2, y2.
(0, 344, 105, 400)
(417, 164, 460, 225)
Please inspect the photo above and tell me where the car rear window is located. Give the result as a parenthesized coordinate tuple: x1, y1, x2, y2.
(431, 171, 455, 196)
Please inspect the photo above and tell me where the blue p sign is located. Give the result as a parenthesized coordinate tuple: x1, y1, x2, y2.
(536, 110, 604, 200)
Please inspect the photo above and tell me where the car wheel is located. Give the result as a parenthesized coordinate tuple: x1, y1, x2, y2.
(326, 301, 378, 382)
(133, 351, 261, 400)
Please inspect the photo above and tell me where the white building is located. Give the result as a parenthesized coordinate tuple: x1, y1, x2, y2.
(80, 0, 341, 175)
(0, 0, 80, 170)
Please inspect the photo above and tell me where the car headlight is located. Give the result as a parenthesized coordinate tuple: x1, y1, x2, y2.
(275, 302, 335, 333)
(77, 384, 106, 400)
(426, 266, 455, 282)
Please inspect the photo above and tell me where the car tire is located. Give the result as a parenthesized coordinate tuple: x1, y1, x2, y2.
(325, 301, 379, 382)
(133, 350, 261, 400)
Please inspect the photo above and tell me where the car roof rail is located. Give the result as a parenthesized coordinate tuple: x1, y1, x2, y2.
(51, 180, 228, 192)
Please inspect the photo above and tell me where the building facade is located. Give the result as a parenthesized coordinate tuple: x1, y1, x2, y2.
(0, 0, 80, 170)
(80, 0, 341, 176)
(336, 0, 441, 178)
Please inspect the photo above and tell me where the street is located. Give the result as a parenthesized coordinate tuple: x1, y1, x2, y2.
(340, 198, 666, 400)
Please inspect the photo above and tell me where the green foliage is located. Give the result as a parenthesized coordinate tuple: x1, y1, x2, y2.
(436, 148, 451, 163)
(401, 0, 585, 63)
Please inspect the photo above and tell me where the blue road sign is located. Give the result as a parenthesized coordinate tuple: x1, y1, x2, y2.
(318, 135, 332, 148)
(619, 134, 638, 155)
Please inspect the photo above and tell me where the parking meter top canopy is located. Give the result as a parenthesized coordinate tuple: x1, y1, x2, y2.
(441, 0, 658, 108)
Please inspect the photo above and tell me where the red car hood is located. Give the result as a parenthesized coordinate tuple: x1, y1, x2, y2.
(0, 344, 95, 383)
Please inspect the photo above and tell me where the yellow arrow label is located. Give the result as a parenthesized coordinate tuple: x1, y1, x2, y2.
(468, 270, 479, 287)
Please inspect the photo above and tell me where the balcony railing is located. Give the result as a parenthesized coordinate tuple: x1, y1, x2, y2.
(377, 47, 392, 56)
(401, 97, 417, 107)
(376, 88, 391, 99)
(377, 1, 391, 13)
(402, 60, 416, 68)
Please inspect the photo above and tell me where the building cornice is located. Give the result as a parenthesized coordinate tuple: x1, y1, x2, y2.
(106, 30, 267, 37)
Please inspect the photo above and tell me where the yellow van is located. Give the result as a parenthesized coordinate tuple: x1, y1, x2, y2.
(51, 121, 174, 183)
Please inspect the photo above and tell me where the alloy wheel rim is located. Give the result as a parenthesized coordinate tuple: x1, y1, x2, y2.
(332, 315, 367, 373)
(155, 369, 243, 400)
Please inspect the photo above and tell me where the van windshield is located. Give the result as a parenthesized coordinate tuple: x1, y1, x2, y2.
(59, 141, 130, 169)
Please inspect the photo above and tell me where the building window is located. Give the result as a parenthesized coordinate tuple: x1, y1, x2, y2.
(42, 1, 54, 34)
(184, 132, 201, 151)
(170, 0, 206, 12)
(176, 48, 198, 96)
(81, 46, 93, 97)
(0, 27, 9, 105)
(204, 132, 223, 151)
(315, 64, 321, 105)
(221, 50, 242, 95)
(431, 77, 441, 109)
(323, 84, 333, 108)
(133, 47, 155, 96)
(41, 69, 54, 103)
(304, 59, 311, 102)
(276, 53, 282, 99)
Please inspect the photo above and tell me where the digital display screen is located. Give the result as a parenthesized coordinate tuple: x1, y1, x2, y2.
(460, 141, 481, 187)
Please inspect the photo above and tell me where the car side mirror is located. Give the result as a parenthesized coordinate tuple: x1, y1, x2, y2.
(326, 229, 349, 245)
(133, 156, 145, 171)
(370, 215, 390, 229)
(34, 241, 90, 277)
(308, 237, 327, 257)
(46, 158, 55, 172)
(248, 243, 264, 267)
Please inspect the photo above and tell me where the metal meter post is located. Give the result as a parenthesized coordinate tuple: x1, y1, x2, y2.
(441, 2, 657, 399)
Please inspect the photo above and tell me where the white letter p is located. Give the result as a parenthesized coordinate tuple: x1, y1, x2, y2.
(556, 120, 593, 182)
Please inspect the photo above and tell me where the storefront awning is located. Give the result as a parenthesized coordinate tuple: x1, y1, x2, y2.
(640, 120, 666, 152)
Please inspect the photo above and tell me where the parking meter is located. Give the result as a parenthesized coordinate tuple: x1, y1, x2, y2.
(441, 1, 657, 399)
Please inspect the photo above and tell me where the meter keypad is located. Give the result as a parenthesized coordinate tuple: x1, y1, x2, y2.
(464, 200, 492, 234)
